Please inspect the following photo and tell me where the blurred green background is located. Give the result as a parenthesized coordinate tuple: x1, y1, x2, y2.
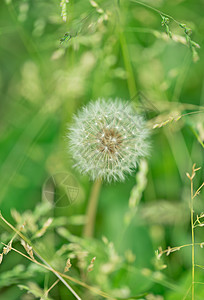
(0, 0, 204, 299)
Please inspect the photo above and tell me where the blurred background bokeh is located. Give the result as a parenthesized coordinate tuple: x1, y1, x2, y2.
(0, 0, 204, 299)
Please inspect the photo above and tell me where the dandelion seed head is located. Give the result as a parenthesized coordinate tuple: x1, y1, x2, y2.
(68, 98, 150, 182)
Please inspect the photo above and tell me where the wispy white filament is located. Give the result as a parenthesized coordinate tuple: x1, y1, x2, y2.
(68, 99, 150, 182)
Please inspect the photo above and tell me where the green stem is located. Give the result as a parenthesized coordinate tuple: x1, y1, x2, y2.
(0, 213, 81, 300)
(190, 179, 195, 300)
(116, 2, 138, 99)
(129, 0, 180, 25)
(119, 30, 137, 98)
(83, 178, 102, 237)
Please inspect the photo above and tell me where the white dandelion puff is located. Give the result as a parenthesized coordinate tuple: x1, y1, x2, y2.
(68, 98, 150, 182)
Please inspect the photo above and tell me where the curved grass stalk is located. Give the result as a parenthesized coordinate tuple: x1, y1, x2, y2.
(129, 0, 181, 25)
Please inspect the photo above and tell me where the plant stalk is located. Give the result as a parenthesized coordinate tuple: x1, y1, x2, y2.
(83, 178, 102, 238)
(190, 179, 195, 300)
(116, 1, 138, 99)
(0, 213, 81, 300)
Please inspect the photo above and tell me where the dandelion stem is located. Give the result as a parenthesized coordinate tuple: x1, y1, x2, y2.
(83, 178, 102, 237)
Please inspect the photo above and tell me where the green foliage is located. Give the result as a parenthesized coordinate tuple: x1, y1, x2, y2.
(0, 0, 204, 299)
(18, 282, 53, 300)
(0, 265, 36, 288)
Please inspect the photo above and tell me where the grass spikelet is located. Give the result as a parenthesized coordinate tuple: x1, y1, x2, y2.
(21, 240, 35, 261)
(64, 258, 72, 272)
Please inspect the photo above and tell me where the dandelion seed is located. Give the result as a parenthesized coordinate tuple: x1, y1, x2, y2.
(68, 99, 150, 182)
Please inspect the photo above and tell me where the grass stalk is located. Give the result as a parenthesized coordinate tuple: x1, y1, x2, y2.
(0, 212, 116, 300)
(116, 1, 138, 99)
(0, 213, 81, 300)
(186, 164, 202, 300)
(190, 178, 195, 300)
